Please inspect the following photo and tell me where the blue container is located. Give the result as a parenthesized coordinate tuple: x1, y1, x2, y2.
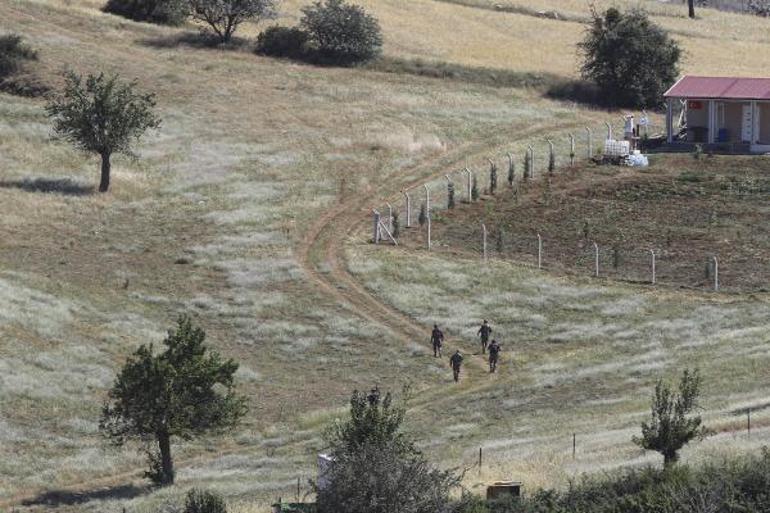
(718, 128, 729, 142)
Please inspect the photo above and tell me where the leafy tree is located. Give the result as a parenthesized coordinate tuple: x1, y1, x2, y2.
(103, 0, 189, 25)
(100, 316, 247, 485)
(579, 7, 681, 108)
(633, 369, 707, 467)
(300, 0, 382, 65)
(447, 181, 455, 209)
(316, 388, 461, 513)
(184, 489, 228, 513)
(46, 72, 160, 193)
(189, 0, 277, 44)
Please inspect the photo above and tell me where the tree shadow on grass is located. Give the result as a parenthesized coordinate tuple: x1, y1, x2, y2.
(22, 483, 150, 507)
(137, 31, 251, 51)
(0, 177, 95, 196)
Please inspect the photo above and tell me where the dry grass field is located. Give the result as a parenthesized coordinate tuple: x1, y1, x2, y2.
(0, 0, 769, 511)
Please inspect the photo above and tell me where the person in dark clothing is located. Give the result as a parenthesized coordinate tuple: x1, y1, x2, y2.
(488, 339, 501, 373)
(431, 324, 444, 358)
(449, 350, 464, 382)
(477, 319, 492, 354)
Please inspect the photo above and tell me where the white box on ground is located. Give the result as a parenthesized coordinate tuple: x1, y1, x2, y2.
(604, 139, 630, 157)
(317, 453, 334, 491)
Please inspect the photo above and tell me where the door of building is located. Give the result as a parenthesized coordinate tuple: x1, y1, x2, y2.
(741, 104, 753, 142)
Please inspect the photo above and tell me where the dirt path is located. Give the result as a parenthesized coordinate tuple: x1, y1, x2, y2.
(1, 123, 580, 509)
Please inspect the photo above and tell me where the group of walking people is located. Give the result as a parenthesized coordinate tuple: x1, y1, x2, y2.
(430, 320, 502, 382)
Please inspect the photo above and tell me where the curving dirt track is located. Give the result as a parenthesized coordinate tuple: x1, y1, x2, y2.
(1, 124, 575, 510)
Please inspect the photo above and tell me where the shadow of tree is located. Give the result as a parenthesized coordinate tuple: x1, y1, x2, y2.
(0, 177, 94, 196)
(22, 483, 149, 507)
(137, 31, 250, 51)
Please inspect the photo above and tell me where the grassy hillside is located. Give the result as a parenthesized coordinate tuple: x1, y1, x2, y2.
(0, 1, 769, 512)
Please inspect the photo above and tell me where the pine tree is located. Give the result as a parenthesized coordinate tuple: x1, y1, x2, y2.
(496, 228, 504, 254)
(100, 316, 247, 485)
(548, 148, 556, 175)
(418, 202, 427, 227)
(471, 174, 479, 201)
(524, 151, 531, 180)
(447, 182, 455, 209)
(633, 369, 707, 467)
(392, 211, 400, 239)
(489, 159, 497, 195)
(507, 154, 515, 187)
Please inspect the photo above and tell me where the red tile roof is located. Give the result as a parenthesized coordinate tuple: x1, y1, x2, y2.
(664, 76, 770, 100)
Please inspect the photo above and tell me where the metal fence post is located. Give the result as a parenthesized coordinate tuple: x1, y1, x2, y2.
(585, 127, 593, 159)
(594, 242, 600, 277)
(650, 249, 656, 284)
(465, 167, 472, 201)
(537, 233, 543, 269)
(424, 184, 431, 251)
(373, 210, 381, 244)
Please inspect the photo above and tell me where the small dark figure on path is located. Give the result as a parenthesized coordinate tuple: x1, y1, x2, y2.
(488, 339, 501, 373)
(449, 350, 464, 382)
(477, 319, 492, 354)
(431, 324, 444, 358)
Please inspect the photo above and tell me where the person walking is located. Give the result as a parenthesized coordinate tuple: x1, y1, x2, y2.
(449, 350, 464, 382)
(477, 319, 492, 354)
(431, 324, 444, 358)
(488, 339, 501, 373)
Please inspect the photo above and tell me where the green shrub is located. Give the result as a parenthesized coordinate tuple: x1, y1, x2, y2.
(256, 26, 309, 59)
(0, 34, 36, 79)
(455, 451, 770, 513)
(300, 0, 382, 65)
(418, 202, 427, 227)
(0, 34, 46, 97)
(103, 0, 189, 25)
(579, 7, 680, 108)
(748, 0, 770, 16)
(184, 489, 227, 513)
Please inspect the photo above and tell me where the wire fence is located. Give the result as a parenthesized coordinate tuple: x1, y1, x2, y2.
(371, 118, 769, 293)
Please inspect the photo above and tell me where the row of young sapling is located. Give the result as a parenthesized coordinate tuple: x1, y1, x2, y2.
(371, 121, 724, 292)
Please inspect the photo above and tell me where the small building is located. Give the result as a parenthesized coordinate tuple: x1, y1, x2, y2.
(664, 75, 770, 153)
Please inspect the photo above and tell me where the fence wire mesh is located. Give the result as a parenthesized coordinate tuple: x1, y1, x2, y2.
(370, 119, 770, 292)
